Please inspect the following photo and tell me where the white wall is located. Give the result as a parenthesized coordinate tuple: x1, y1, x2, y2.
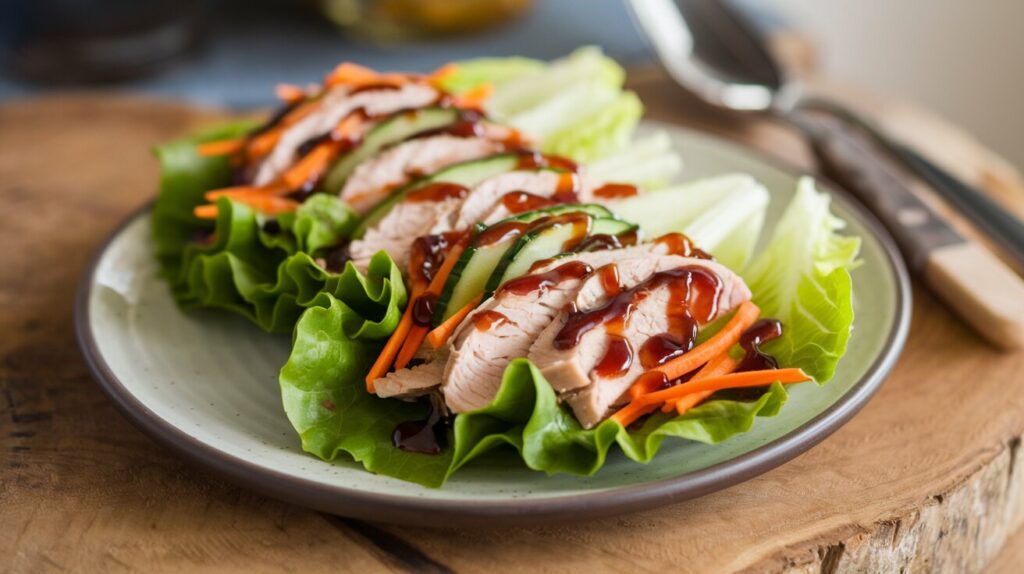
(769, 0, 1024, 168)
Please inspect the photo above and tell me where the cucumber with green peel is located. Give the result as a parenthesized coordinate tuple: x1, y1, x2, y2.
(353, 153, 522, 238)
(486, 217, 637, 293)
(322, 107, 461, 194)
(432, 205, 614, 325)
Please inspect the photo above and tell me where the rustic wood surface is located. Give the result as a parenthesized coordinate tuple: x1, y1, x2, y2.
(2, 74, 1024, 573)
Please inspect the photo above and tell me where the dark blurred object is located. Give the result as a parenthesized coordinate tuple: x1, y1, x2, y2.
(311, 0, 534, 40)
(1, 0, 204, 85)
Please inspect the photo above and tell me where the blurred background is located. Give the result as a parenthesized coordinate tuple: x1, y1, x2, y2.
(1, 0, 1020, 167)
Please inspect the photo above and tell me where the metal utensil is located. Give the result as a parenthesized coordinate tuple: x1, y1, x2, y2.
(626, 0, 1024, 348)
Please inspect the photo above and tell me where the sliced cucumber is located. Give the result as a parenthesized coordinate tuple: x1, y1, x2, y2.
(322, 107, 461, 194)
(488, 217, 637, 292)
(433, 205, 613, 325)
(353, 153, 521, 238)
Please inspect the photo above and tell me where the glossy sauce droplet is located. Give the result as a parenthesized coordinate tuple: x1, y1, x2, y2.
(592, 183, 639, 198)
(593, 335, 633, 378)
(406, 182, 470, 203)
(473, 220, 529, 247)
(501, 191, 558, 214)
(472, 310, 510, 331)
(655, 233, 713, 259)
(737, 318, 783, 372)
(411, 294, 437, 327)
(498, 261, 594, 297)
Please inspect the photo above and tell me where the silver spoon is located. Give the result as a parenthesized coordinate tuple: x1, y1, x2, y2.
(626, 0, 1024, 349)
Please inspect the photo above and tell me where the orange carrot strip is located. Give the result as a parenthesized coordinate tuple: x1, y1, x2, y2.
(193, 204, 219, 219)
(275, 83, 306, 103)
(613, 368, 810, 427)
(365, 307, 416, 392)
(325, 62, 382, 87)
(193, 195, 298, 220)
(197, 139, 244, 156)
(246, 129, 281, 161)
(393, 241, 468, 369)
(639, 369, 810, 407)
(627, 301, 761, 399)
(661, 353, 738, 414)
(427, 63, 458, 86)
(426, 294, 482, 349)
(281, 142, 338, 190)
(452, 83, 493, 109)
(204, 184, 289, 202)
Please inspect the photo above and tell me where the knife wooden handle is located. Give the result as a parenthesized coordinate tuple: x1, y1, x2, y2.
(925, 242, 1024, 349)
(791, 108, 1024, 349)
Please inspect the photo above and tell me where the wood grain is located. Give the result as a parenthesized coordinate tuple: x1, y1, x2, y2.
(2, 84, 1023, 573)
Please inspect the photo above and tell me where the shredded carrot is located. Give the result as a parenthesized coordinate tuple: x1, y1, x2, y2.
(427, 63, 458, 87)
(393, 241, 468, 369)
(193, 195, 298, 220)
(281, 143, 337, 190)
(628, 301, 761, 399)
(426, 294, 482, 349)
(246, 129, 282, 161)
(245, 100, 318, 163)
(451, 83, 494, 110)
(325, 62, 411, 89)
(366, 238, 468, 388)
(275, 83, 306, 103)
(613, 368, 810, 427)
(194, 204, 219, 219)
(197, 139, 244, 157)
(325, 62, 382, 87)
(204, 184, 289, 202)
(365, 308, 416, 392)
(661, 353, 738, 414)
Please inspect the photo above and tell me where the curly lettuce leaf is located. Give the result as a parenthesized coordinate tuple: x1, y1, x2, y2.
(152, 119, 365, 331)
(280, 293, 452, 488)
(279, 176, 861, 487)
(450, 360, 786, 477)
(282, 309, 786, 486)
(742, 177, 861, 382)
(152, 121, 258, 276)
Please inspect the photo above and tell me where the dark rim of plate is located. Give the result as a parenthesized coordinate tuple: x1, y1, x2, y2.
(74, 124, 912, 527)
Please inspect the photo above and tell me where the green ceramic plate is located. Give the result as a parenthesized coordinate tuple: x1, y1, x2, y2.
(76, 122, 911, 526)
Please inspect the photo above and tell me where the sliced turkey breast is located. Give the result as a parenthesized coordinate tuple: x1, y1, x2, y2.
(354, 168, 576, 271)
(340, 135, 504, 215)
(348, 197, 461, 270)
(373, 353, 448, 399)
(439, 241, 682, 413)
(527, 258, 751, 428)
(254, 83, 439, 185)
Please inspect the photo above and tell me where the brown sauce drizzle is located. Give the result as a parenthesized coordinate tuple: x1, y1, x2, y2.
(593, 335, 633, 379)
(736, 319, 783, 372)
(592, 183, 640, 199)
(472, 310, 511, 331)
(322, 245, 353, 273)
(515, 150, 580, 173)
(405, 182, 470, 203)
(408, 232, 456, 286)
(575, 230, 639, 253)
(554, 267, 723, 382)
(474, 220, 531, 248)
(655, 233, 713, 260)
(501, 191, 559, 214)
(498, 261, 594, 297)
(392, 394, 450, 455)
(411, 293, 437, 327)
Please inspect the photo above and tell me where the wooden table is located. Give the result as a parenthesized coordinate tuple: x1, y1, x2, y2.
(3, 72, 1024, 572)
